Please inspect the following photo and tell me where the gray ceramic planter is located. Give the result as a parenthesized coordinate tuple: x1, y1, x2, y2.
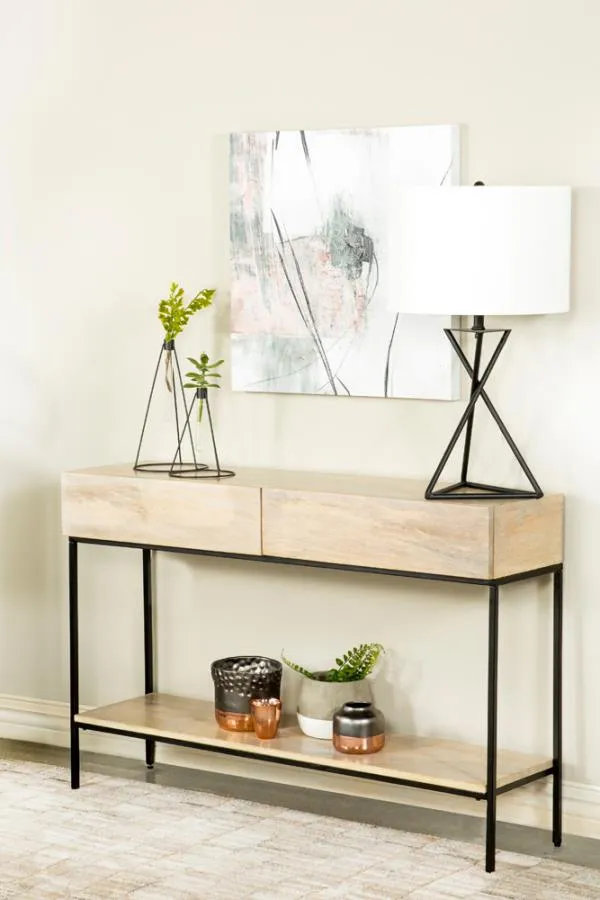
(297, 674, 373, 740)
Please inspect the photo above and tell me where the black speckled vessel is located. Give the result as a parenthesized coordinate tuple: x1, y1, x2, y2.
(211, 656, 282, 732)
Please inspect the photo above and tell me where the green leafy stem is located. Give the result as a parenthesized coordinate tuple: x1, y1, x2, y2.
(282, 643, 384, 683)
(184, 353, 224, 422)
(158, 282, 215, 343)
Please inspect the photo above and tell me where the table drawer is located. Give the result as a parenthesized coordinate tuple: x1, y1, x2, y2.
(262, 488, 492, 579)
(62, 471, 261, 555)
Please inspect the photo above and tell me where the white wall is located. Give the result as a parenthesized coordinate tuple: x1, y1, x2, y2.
(1, 0, 600, 803)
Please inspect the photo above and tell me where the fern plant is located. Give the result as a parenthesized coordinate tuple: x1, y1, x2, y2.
(282, 643, 383, 683)
(158, 282, 215, 343)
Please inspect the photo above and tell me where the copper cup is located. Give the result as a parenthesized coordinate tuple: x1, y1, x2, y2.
(250, 698, 282, 739)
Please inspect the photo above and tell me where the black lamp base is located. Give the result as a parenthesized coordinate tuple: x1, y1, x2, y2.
(425, 316, 543, 502)
(426, 480, 542, 501)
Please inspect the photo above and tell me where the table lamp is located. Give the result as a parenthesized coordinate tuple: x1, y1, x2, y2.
(390, 184, 572, 500)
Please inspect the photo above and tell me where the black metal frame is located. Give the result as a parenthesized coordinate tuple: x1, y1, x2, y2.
(133, 340, 205, 474)
(168, 387, 234, 480)
(68, 537, 562, 874)
(427, 316, 543, 501)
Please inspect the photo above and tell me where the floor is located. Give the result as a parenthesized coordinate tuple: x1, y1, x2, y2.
(1, 742, 600, 899)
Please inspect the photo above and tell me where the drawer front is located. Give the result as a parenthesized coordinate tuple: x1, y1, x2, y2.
(262, 489, 492, 579)
(492, 495, 564, 578)
(62, 472, 262, 555)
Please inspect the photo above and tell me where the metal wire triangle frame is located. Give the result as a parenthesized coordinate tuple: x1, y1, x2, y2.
(168, 387, 235, 479)
(133, 340, 205, 474)
(425, 321, 543, 501)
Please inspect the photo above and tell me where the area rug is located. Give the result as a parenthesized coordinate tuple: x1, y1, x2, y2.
(0, 759, 599, 899)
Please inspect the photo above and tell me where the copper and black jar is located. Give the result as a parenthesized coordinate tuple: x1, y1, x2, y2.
(211, 656, 282, 732)
(332, 701, 385, 754)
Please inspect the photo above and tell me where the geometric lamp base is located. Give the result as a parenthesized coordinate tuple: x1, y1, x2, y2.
(425, 318, 543, 502)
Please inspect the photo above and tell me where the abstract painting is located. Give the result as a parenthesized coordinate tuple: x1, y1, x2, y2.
(230, 125, 461, 399)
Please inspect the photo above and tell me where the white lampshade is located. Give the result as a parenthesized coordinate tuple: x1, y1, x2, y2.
(389, 186, 572, 316)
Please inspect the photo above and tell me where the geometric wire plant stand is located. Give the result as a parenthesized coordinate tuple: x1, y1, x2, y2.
(133, 340, 206, 474)
(168, 387, 235, 479)
(425, 315, 543, 501)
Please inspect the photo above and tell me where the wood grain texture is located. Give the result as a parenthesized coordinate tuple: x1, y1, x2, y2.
(61, 465, 564, 576)
(262, 488, 494, 578)
(492, 494, 565, 579)
(63, 465, 435, 499)
(61, 469, 261, 554)
(75, 693, 552, 793)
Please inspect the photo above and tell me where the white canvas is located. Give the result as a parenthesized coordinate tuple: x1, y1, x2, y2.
(230, 125, 461, 399)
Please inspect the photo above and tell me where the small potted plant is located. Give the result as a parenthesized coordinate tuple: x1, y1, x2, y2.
(283, 643, 384, 740)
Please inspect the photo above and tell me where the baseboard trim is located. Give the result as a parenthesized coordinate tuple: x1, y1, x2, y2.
(0, 694, 72, 743)
(1, 693, 597, 838)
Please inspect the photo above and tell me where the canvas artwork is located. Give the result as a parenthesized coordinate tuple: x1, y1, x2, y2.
(230, 125, 461, 400)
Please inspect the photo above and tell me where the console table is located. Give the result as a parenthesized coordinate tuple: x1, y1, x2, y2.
(61, 464, 564, 873)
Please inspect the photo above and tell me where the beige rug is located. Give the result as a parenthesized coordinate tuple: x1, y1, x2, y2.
(1, 759, 599, 899)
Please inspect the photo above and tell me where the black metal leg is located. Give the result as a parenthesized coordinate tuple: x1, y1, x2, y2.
(553, 566, 563, 846)
(143, 548, 156, 769)
(205, 394, 222, 475)
(134, 344, 164, 469)
(170, 391, 197, 471)
(486, 584, 499, 873)
(172, 357, 183, 467)
(69, 539, 80, 790)
(460, 328, 484, 484)
(173, 349, 200, 469)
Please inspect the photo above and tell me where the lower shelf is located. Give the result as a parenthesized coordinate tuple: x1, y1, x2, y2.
(75, 693, 552, 797)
